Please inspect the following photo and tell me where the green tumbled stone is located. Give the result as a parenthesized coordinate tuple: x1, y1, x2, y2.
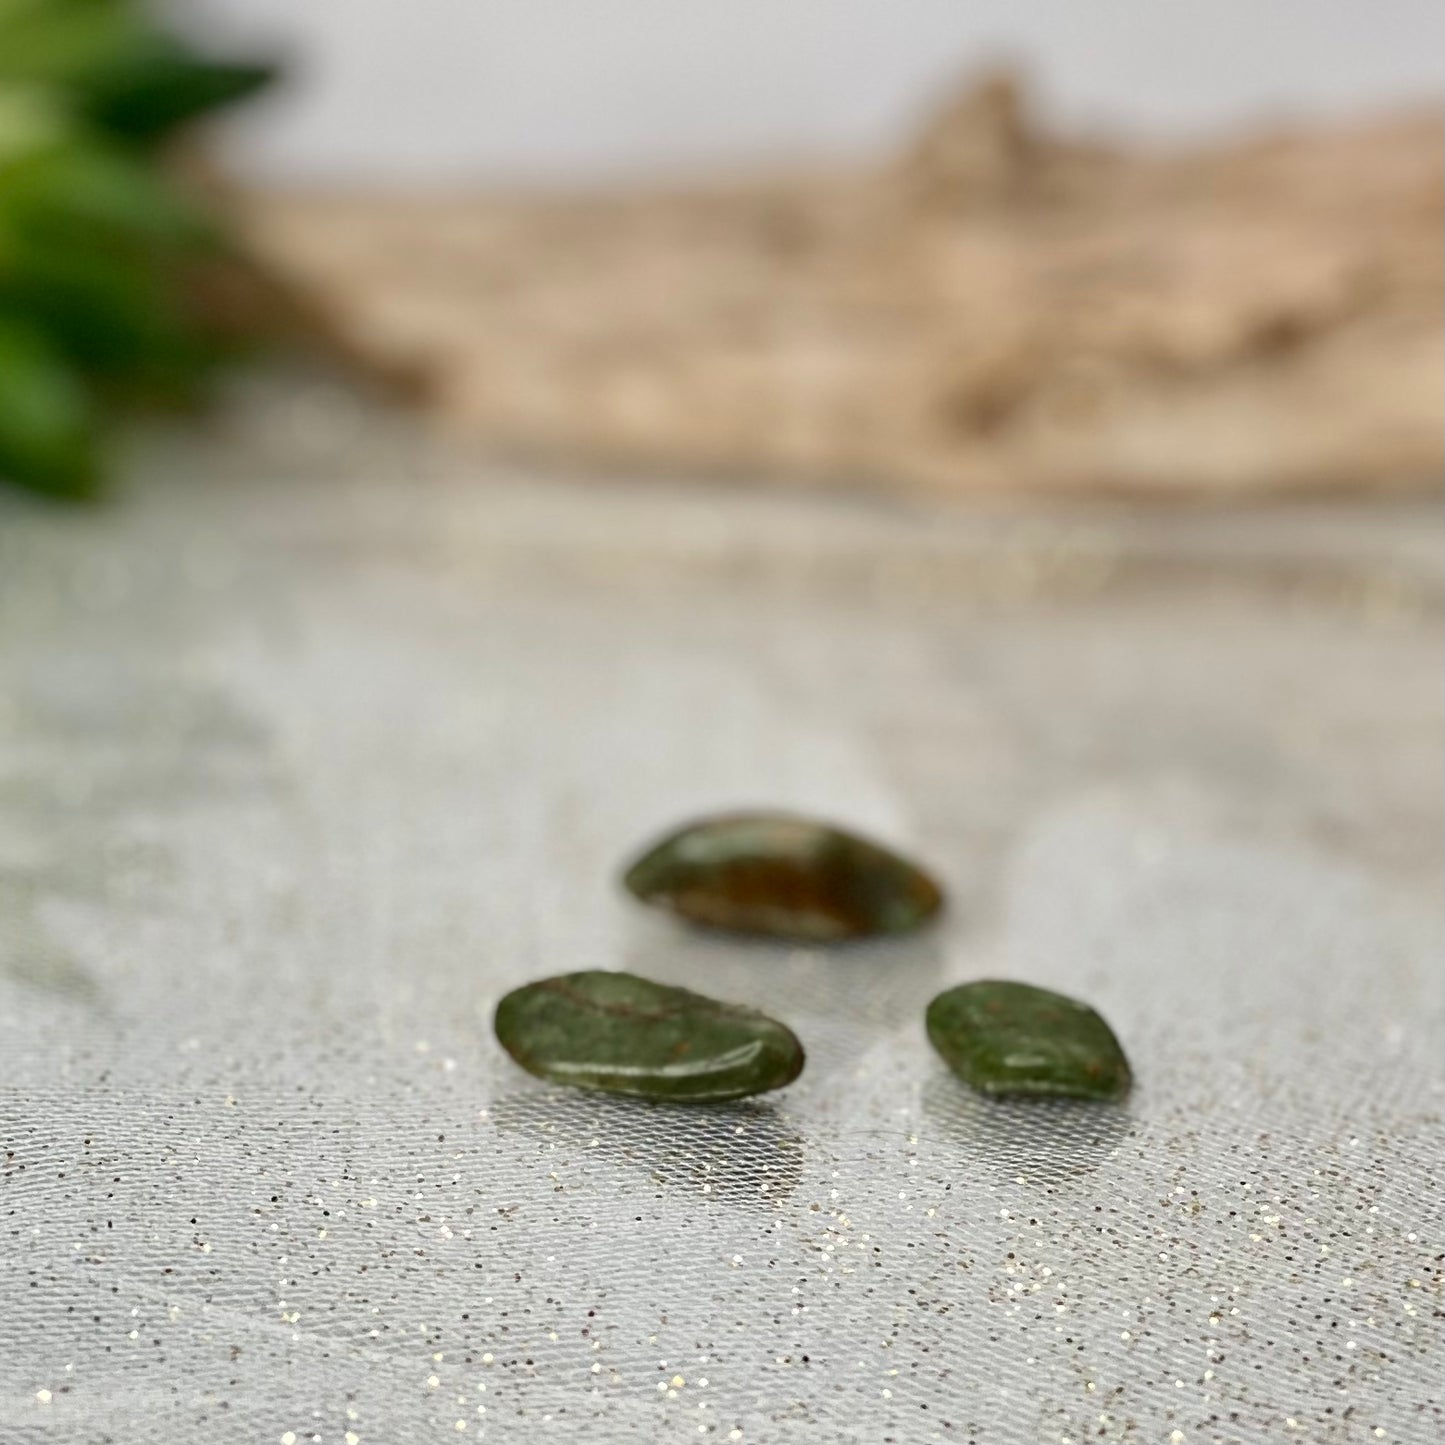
(493, 970, 805, 1102)
(925, 980, 1132, 1101)
(622, 812, 943, 942)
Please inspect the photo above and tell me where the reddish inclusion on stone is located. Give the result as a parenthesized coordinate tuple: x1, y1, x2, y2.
(623, 812, 943, 942)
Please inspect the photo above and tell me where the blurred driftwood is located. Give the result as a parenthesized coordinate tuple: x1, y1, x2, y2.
(240, 74, 1443, 498)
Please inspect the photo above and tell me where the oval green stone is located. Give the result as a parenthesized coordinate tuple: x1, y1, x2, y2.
(925, 979, 1132, 1101)
(493, 970, 806, 1102)
(622, 812, 943, 942)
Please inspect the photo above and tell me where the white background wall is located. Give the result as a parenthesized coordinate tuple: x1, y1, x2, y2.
(178, 0, 1445, 186)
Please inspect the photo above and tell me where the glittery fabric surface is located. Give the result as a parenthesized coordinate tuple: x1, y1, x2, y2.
(2, 382, 1441, 1445)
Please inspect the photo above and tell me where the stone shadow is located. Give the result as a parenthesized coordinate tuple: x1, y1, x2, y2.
(920, 1069, 1134, 1184)
(487, 1084, 806, 1206)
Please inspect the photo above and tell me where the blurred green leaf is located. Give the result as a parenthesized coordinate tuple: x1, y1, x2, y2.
(81, 44, 276, 143)
(0, 85, 73, 162)
(0, 0, 148, 89)
(0, 247, 210, 392)
(1, 2, 275, 144)
(0, 139, 213, 245)
(0, 315, 99, 497)
(0, 0, 273, 496)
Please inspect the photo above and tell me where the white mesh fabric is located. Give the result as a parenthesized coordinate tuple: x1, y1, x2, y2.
(1, 383, 1440, 1444)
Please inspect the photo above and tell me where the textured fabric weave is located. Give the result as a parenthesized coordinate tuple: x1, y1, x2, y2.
(2, 385, 1440, 1444)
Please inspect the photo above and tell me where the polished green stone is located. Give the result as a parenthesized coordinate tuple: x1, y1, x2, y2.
(493, 970, 806, 1102)
(622, 812, 943, 942)
(925, 980, 1132, 1101)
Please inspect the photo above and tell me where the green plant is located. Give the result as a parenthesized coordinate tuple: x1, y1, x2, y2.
(0, 0, 273, 497)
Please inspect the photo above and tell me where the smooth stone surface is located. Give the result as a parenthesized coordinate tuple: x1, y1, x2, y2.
(623, 812, 943, 942)
(926, 979, 1132, 1101)
(494, 970, 806, 1102)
